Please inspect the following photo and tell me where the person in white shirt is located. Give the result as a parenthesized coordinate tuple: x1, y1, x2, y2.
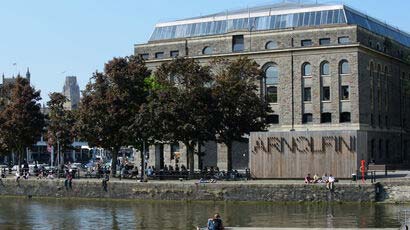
(327, 175, 335, 190)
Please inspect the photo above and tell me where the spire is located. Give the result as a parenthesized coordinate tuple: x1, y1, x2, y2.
(1, 73, 4, 84)
(26, 67, 31, 82)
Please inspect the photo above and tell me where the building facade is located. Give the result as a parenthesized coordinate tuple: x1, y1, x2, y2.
(134, 2, 410, 177)
(62, 76, 80, 110)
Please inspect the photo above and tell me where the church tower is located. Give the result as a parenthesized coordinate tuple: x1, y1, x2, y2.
(26, 67, 31, 83)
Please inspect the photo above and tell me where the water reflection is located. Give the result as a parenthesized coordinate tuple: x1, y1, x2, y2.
(0, 198, 404, 229)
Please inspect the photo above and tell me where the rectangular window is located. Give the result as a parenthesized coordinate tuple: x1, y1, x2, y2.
(140, 53, 149, 60)
(302, 113, 313, 124)
(322, 86, 330, 101)
(301, 39, 312, 47)
(267, 114, 279, 124)
(341, 85, 350, 100)
(266, 86, 278, 103)
(303, 87, 311, 102)
(319, 38, 331, 45)
(155, 52, 164, 59)
(338, 36, 350, 44)
(232, 35, 244, 52)
(170, 50, 179, 58)
(321, 113, 332, 123)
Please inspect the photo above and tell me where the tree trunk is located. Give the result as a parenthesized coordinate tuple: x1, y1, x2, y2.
(227, 142, 233, 172)
(111, 147, 119, 177)
(185, 142, 195, 176)
(140, 142, 146, 181)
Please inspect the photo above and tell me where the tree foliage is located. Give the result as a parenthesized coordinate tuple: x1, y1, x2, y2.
(77, 55, 151, 176)
(152, 58, 215, 174)
(211, 57, 270, 171)
(46, 92, 75, 165)
(0, 77, 45, 167)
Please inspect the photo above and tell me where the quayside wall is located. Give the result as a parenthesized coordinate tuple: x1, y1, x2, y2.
(0, 179, 377, 202)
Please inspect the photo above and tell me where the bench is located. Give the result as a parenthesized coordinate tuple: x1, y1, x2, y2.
(368, 164, 389, 176)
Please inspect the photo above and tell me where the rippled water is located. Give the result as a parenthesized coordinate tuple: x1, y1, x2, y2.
(0, 197, 405, 229)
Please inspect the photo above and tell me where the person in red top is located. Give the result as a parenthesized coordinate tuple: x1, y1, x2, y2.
(304, 173, 313, 183)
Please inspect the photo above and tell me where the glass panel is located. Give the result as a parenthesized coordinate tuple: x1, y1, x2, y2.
(321, 62, 330, 75)
(303, 63, 311, 76)
(266, 41, 278, 50)
(266, 86, 277, 103)
(304, 87, 311, 102)
(265, 65, 279, 84)
(340, 61, 350, 74)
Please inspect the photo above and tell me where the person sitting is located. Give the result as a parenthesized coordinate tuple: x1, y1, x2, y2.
(304, 173, 313, 183)
(322, 173, 328, 182)
(313, 174, 319, 183)
(207, 213, 224, 230)
(327, 174, 335, 190)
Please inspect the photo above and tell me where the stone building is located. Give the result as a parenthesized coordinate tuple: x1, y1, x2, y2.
(0, 68, 31, 99)
(134, 2, 410, 176)
(62, 76, 80, 110)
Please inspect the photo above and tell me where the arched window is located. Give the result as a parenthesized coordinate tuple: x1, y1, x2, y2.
(202, 46, 213, 55)
(320, 61, 330, 76)
(265, 40, 278, 50)
(370, 62, 374, 77)
(263, 63, 279, 103)
(302, 62, 311, 76)
(339, 60, 350, 74)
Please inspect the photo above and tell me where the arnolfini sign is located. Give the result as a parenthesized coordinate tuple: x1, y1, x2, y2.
(249, 131, 364, 179)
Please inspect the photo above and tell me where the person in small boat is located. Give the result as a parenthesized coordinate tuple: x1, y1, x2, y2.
(207, 213, 224, 230)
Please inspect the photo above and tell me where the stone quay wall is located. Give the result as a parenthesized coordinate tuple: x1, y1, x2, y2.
(0, 179, 377, 202)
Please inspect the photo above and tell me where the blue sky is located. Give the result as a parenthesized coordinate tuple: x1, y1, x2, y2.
(0, 0, 409, 103)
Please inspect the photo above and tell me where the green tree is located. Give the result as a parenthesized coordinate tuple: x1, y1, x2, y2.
(153, 58, 215, 174)
(77, 56, 151, 176)
(0, 77, 45, 169)
(211, 57, 270, 171)
(46, 92, 75, 166)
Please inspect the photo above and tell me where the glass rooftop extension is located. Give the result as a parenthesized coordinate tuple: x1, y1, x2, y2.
(149, 2, 410, 47)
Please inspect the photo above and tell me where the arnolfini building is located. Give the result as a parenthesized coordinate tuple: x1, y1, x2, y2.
(135, 2, 410, 178)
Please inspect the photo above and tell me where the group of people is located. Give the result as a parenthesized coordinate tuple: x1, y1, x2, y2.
(304, 173, 336, 190)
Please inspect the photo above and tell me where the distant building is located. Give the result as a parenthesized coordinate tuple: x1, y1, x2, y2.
(62, 76, 80, 110)
(0, 68, 30, 98)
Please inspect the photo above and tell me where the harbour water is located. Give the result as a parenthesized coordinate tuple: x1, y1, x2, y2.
(0, 197, 404, 229)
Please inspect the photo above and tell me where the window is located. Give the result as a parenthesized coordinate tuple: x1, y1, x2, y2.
(321, 113, 332, 123)
(202, 46, 213, 55)
(301, 39, 312, 47)
(319, 38, 330, 45)
(302, 113, 313, 124)
(386, 140, 390, 160)
(140, 53, 149, 60)
(338, 36, 350, 44)
(322, 86, 330, 101)
(170, 143, 180, 160)
(370, 139, 375, 160)
(170, 50, 179, 58)
(340, 112, 351, 123)
(302, 62, 311, 76)
(232, 35, 244, 52)
(385, 116, 389, 128)
(303, 87, 311, 102)
(320, 61, 330, 76)
(376, 43, 381, 51)
(265, 41, 278, 50)
(155, 52, 164, 59)
(264, 63, 279, 103)
(267, 115, 279, 124)
(339, 60, 350, 74)
(371, 114, 374, 126)
(341, 85, 350, 100)
(379, 139, 382, 159)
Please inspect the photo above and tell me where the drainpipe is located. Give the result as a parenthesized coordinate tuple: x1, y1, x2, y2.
(291, 37, 295, 131)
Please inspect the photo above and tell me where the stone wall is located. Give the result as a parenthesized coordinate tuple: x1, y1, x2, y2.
(0, 179, 376, 202)
(377, 180, 410, 203)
